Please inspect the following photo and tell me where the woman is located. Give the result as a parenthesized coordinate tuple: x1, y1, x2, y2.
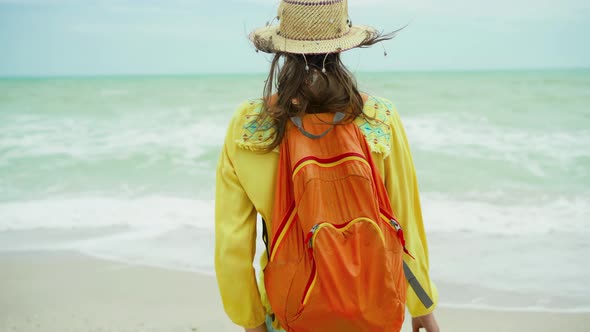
(215, 1, 439, 331)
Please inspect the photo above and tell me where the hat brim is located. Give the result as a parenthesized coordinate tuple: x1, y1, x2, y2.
(250, 24, 378, 54)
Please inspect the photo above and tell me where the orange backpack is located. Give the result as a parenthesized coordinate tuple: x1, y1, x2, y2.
(263, 109, 415, 332)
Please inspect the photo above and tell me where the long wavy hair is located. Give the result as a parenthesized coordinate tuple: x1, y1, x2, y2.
(255, 32, 396, 152)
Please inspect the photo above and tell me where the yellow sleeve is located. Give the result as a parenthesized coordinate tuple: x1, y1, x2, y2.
(384, 103, 439, 317)
(214, 102, 266, 328)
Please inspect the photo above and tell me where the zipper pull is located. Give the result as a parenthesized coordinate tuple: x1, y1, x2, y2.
(304, 224, 320, 258)
(307, 224, 320, 248)
(390, 219, 415, 260)
(390, 219, 401, 231)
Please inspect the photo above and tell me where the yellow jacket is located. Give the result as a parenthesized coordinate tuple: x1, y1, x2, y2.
(215, 95, 438, 328)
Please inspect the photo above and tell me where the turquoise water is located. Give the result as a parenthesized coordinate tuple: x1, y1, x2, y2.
(1, 70, 589, 310)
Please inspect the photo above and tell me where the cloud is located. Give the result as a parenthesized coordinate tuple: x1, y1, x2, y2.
(0, 0, 77, 4)
(4, 0, 588, 21)
(358, 0, 589, 20)
(245, 0, 590, 21)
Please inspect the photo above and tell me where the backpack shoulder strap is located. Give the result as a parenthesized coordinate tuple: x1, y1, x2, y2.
(290, 112, 346, 139)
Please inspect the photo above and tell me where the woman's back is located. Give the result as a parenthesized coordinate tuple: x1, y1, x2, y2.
(215, 1, 439, 331)
(219, 95, 395, 218)
(215, 94, 438, 328)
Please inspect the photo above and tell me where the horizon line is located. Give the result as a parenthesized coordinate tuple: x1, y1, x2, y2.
(1, 66, 589, 80)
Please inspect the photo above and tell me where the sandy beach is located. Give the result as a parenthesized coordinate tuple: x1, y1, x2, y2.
(1, 251, 588, 332)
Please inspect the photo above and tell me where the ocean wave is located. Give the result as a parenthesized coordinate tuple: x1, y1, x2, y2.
(0, 196, 215, 231)
(1, 192, 587, 235)
(0, 108, 227, 166)
(403, 113, 590, 167)
(421, 192, 589, 234)
(438, 303, 590, 313)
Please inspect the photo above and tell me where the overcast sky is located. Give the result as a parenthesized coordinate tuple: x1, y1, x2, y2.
(1, 0, 589, 76)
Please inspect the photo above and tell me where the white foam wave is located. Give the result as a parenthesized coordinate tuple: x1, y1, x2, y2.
(403, 114, 590, 166)
(2, 192, 587, 236)
(438, 303, 590, 313)
(0, 110, 227, 165)
(421, 192, 589, 234)
(0, 196, 215, 231)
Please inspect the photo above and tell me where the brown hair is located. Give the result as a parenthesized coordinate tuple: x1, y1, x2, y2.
(255, 32, 397, 152)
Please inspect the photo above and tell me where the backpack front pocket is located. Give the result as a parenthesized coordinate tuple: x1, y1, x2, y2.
(287, 218, 404, 331)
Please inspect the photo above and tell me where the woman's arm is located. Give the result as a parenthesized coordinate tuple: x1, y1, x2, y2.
(215, 104, 267, 329)
(383, 99, 439, 318)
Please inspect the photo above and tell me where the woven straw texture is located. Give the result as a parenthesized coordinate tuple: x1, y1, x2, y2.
(250, 0, 377, 54)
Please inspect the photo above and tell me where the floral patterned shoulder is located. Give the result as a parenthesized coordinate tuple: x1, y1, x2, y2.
(235, 95, 395, 157)
(353, 95, 394, 158)
(236, 99, 277, 152)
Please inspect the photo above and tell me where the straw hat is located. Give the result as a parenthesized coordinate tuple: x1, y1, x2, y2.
(250, 0, 378, 54)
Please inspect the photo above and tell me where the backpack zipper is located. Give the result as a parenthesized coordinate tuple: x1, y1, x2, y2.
(306, 218, 385, 255)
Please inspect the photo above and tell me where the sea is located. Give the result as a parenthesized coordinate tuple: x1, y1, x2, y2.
(0, 70, 589, 312)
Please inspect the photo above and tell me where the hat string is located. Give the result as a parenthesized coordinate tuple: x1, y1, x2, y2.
(303, 54, 310, 71)
(322, 53, 329, 73)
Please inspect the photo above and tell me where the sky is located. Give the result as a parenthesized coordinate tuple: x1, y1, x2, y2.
(0, 0, 589, 76)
